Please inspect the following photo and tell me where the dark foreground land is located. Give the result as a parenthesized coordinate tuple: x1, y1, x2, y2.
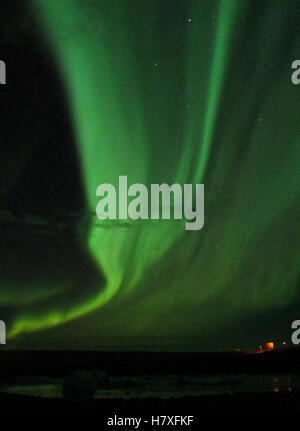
(1, 348, 300, 413)
(1, 390, 300, 412)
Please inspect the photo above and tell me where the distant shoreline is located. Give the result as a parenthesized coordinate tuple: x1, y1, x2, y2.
(1, 349, 300, 379)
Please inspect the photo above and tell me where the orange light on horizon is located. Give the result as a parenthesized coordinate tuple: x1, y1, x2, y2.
(266, 342, 274, 350)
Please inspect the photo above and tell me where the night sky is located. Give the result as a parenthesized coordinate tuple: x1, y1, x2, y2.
(1, 0, 300, 351)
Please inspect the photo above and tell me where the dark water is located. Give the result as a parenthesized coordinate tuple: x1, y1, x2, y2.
(1, 374, 300, 399)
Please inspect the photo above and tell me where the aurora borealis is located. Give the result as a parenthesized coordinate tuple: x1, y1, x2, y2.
(1, 0, 300, 350)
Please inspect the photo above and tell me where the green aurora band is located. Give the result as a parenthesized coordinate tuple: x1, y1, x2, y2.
(7, 0, 300, 349)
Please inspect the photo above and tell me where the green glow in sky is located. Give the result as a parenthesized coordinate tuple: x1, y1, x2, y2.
(7, 0, 300, 349)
